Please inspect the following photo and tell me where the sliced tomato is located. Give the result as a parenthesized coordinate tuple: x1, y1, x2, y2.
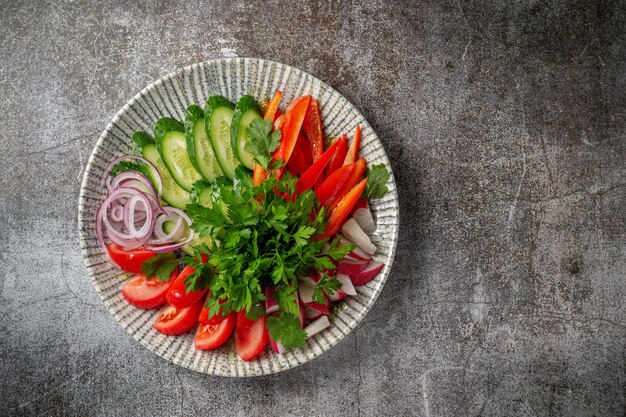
(194, 313, 236, 350)
(198, 298, 227, 325)
(166, 266, 208, 309)
(106, 244, 155, 274)
(153, 299, 203, 336)
(121, 269, 178, 309)
(234, 311, 269, 361)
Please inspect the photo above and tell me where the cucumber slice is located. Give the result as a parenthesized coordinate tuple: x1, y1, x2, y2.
(191, 181, 230, 219)
(185, 105, 224, 182)
(154, 117, 202, 191)
(205, 96, 237, 179)
(141, 143, 191, 209)
(162, 219, 212, 256)
(231, 95, 262, 170)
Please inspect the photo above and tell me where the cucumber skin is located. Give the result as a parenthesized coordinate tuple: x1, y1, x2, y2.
(230, 95, 262, 167)
(204, 96, 236, 179)
(154, 117, 185, 154)
(184, 105, 205, 174)
(132, 131, 154, 148)
(141, 143, 191, 209)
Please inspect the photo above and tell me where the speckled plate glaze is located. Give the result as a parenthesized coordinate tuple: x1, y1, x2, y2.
(78, 58, 399, 376)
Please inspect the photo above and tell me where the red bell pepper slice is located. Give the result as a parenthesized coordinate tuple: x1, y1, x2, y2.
(295, 136, 345, 194)
(315, 162, 357, 207)
(287, 133, 312, 176)
(318, 178, 368, 239)
(324, 135, 347, 179)
(264, 90, 282, 122)
(270, 96, 311, 181)
(343, 125, 361, 166)
(328, 158, 366, 211)
(253, 91, 284, 186)
(302, 99, 324, 162)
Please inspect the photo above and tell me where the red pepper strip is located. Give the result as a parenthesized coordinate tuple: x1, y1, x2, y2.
(264, 91, 282, 122)
(324, 135, 347, 180)
(253, 91, 284, 186)
(343, 125, 361, 166)
(295, 137, 345, 194)
(287, 133, 312, 176)
(302, 99, 324, 162)
(315, 162, 357, 207)
(271, 96, 311, 179)
(328, 157, 366, 212)
(317, 178, 368, 240)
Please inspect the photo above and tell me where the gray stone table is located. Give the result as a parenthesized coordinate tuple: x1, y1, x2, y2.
(1, 1, 625, 416)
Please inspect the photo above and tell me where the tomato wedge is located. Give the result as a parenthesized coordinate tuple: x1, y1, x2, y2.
(166, 266, 208, 309)
(153, 299, 203, 336)
(122, 269, 178, 309)
(198, 297, 227, 325)
(106, 244, 155, 273)
(194, 313, 236, 350)
(234, 311, 269, 361)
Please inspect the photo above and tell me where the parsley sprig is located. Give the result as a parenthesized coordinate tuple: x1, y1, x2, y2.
(183, 166, 354, 347)
(364, 164, 391, 199)
(245, 119, 282, 169)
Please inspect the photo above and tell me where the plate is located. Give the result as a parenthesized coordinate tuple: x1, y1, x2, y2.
(78, 58, 399, 376)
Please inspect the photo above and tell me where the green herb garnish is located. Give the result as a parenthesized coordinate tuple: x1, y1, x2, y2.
(364, 164, 390, 199)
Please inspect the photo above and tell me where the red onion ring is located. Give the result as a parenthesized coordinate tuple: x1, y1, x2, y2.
(99, 155, 162, 196)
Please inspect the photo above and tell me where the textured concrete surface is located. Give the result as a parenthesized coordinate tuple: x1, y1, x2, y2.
(1, 0, 625, 415)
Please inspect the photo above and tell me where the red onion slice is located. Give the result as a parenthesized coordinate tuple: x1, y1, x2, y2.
(99, 155, 162, 196)
(110, 171, 158, 199)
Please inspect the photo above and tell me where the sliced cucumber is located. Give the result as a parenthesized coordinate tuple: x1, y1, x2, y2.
(185, 105, 224, 182)
(231, 95, 262, 170)
(154, 117, 201, 191)
(162, 219, 212, 256)
(205, 96, 237, 179)
(141, 142, 191, 209)
(191, 181, 230, 219)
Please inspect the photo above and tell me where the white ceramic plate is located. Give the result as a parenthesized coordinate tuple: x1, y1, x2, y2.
(78, 58, 399, 376)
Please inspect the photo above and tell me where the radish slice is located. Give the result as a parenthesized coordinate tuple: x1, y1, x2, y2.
(340, 237, 372, 261)
(298, 282, 315, 304)
(353, 200, 376, 233)
(349, 261, 384, 286)
(336, 273, 357, 296)
(327, 289, 346, 302)
(341, 218, 376, 255)
(303, 304, 323, 320)
(337, 259, 369, 275)
(300, 272, 319, 287)
(305, 301, 330, 315)
(269, 338, 285, 354)
(304, 316, 330, 338)
(265, 287, 279, 314)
